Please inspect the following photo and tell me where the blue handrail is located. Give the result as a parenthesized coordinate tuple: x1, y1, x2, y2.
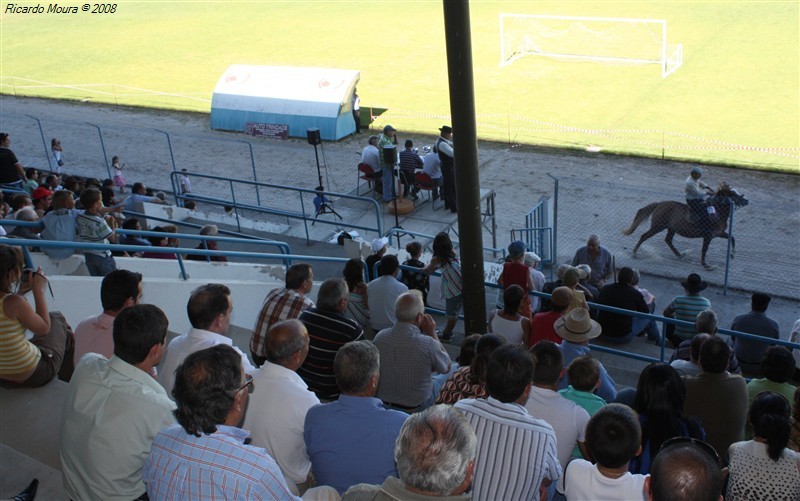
(3, 236, 797, 359)
(167, 171, 384, 243)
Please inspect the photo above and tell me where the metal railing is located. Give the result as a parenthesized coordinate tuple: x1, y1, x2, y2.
(121, 210, 292, 257)
(167, 171, 384, 244)
(2, 234, 797, 365)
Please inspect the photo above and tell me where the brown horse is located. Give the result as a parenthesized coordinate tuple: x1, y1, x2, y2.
(623, 183, 748, 268)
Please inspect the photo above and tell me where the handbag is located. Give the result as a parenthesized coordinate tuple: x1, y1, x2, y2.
(57, 159, 64, 167)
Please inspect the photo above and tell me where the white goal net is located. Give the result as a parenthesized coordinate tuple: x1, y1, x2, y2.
(500, 14, 683, 77)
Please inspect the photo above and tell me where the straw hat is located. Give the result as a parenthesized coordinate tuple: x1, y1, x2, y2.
(554, 308, 602, 343)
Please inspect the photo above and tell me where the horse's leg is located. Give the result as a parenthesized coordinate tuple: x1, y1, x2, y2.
(701, 236, 712, 267)
(633, 226, 663, 255)
(664, 230, 684, 258)
(716, 231, 735, 259)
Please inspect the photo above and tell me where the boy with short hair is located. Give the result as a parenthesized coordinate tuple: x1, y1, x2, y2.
(76, 188, 117, 276)
(558, 403, 648, 500)
(559, 355, 607, 417)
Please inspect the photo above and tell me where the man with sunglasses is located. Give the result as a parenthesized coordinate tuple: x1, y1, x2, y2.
(144, 345, 301, 499)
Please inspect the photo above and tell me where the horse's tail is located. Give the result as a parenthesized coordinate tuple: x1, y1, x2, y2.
(622, 202, 660, 236)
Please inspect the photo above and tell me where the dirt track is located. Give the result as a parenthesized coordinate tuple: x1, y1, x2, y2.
(2, 95, 798, 323)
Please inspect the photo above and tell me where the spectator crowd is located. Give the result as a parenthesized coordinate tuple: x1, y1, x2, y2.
(2, 132, 799, 499)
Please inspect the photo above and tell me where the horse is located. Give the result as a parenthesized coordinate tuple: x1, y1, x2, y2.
(622, 183, 749, 268)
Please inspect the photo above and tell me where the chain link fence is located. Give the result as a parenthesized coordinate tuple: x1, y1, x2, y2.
(543, 177, 797, 299)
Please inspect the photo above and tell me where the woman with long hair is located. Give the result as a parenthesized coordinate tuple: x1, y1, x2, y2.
(0, 245, 74, 387)
(629, 362, 705, 474)
(488, 284, 531, 346)
(342, 258, 369, 330)
(436, 334, 506, 404)
(726, 391, 800, 499)
(423, 232, 462, 341)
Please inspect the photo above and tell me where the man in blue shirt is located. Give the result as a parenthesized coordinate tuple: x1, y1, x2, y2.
(304, 340, 408, 494)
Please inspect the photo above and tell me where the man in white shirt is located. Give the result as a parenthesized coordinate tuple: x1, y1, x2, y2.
(159, 283, 255, 397)
(60, 304, 176, 501)
(361, 135, 380, 174)
(367, 254, 408, 332)
(243, 319, 320, 494)
(525, 340, 590, 471)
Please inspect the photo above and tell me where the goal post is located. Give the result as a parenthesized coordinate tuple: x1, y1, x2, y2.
(499, 14, 683, 77)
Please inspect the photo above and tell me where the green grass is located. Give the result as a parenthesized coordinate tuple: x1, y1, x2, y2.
(1, 1, 798, 171)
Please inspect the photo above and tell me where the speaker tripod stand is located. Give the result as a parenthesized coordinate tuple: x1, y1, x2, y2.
(307, 128, 343, 226)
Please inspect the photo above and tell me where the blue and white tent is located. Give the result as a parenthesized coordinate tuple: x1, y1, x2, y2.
(210, 65, 360, 141)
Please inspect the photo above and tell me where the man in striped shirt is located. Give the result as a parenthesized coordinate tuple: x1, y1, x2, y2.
(250, 263, 315, 366)
(663, 273, 711, 347)
(297, 278, 364, 400)
(455, 344, 561, 501)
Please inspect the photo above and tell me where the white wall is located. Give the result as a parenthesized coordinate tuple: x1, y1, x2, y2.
(28, 255, 320, 340)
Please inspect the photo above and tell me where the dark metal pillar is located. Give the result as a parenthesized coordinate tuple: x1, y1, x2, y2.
(442, 0, 486, 334)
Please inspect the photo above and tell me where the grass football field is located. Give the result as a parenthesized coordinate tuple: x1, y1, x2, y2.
(1, 1, 798, 171)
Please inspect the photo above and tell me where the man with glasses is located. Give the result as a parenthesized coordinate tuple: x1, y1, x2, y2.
(143, 345, 303, 499)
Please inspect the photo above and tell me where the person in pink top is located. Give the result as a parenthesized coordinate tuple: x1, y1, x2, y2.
(74, 269, 142, 364)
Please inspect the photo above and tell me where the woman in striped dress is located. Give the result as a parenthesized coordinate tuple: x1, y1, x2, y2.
(0, 245, 74, 388)
(424, 232, 462, 341)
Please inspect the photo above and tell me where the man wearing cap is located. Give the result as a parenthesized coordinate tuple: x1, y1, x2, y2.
(571, 234, 614, 290)
(378, 125, 398, 203)
(685, 166, 714, 230)
(663, 273, 712, 347)
(525, 251, 547, 313)
(365, 236, 388, 282)
(434, 125, 457, 213)
(31, 186, 53, 219)
(555, 308, 618, 402)
(729, 292, 780, 376)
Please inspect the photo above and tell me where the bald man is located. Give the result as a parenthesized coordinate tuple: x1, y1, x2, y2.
(242, 320, 320, 493)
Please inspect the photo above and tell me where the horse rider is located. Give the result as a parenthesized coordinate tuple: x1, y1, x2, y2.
(685, 166, 714, 230)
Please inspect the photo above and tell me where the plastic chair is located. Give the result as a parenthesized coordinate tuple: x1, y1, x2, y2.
(414, 171, 438, 210)
(357, 163, 377, 197)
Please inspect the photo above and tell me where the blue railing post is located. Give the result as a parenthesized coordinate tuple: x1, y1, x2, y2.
(26, 115, 49, 168)
(86, 122, 111, 179)
(299, 191, 311, 245)
(154, 129, 177, 173)
(238, 140, 261, 206)
(228, 180, 242, 232)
